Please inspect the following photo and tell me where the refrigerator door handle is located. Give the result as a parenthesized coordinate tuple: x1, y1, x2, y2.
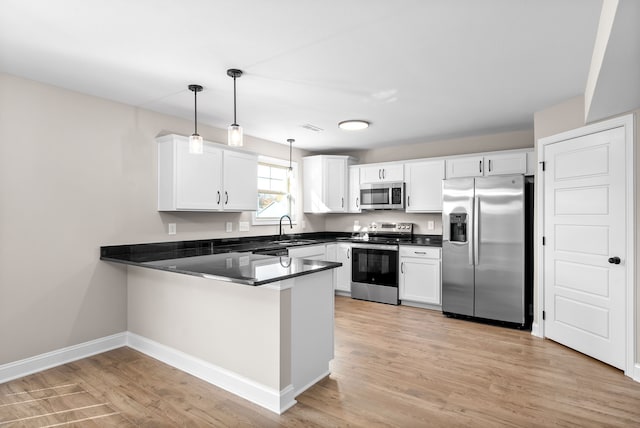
(474, 195, 480, 265)
(468, 204, 474, 266)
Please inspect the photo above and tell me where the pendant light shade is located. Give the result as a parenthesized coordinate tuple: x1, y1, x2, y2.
(188, 84, 204, 154)
(227, 68, 243, 147)
(287, 138, 294, 178)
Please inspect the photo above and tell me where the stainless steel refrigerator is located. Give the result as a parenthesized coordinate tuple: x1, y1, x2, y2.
(442, 174, 532, 327)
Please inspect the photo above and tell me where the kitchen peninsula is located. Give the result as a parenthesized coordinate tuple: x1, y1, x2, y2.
(101, 241, 342, 414)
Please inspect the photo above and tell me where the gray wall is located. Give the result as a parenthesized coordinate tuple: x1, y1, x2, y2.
(0, 73, 323, 365)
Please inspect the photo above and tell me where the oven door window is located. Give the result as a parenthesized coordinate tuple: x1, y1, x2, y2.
(352, 248, 398, 287)
(361, 188, 389, 206)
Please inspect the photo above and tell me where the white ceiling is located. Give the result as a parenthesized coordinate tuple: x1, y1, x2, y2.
(0, 0, 604, 151)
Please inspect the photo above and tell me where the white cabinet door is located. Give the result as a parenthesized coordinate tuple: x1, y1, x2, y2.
(359, 165, 382, 184)
(325, 157, 347, 212)
(175, 141, 223, 210)
(325, 243, 337, 262)
(222, 150, 258, 211)
(335, 243, 352, 292)
(288, 244, 326, 260)
(360, 163, 404, 183)
(445, 156, 484, 178)
(380, 163, 404, 182)
(303, 155, 352, 213)
(405, 160, 445, 212)
(348, 166, 361, 213)
(399, 246, 441, 305)
(484, 152, 527, 176)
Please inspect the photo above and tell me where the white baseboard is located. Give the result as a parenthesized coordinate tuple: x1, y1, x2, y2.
(531, 322, 543, 338)
(0, 332, 127, 384)
(126, 332, 294, 414)
(634, 363, 640, 383)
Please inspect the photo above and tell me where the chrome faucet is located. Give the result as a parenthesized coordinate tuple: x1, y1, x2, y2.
(279, 215, 292, 239)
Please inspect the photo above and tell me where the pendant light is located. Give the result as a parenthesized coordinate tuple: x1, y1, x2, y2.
(287, 138, 294, 178)
(188, 84, 204, 154)
(227, 68, 243, 147)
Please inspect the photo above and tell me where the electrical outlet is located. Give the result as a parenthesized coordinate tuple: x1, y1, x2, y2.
(427, 220, 435, 230)
(226, 222, 233, 232)
(239, 221, 250, 232)
(168, 223, 177, 235)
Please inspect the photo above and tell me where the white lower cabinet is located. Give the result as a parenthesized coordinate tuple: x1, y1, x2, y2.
(399, 246, 442, 306)
(288, 244, 327, 260)
(324, 243, 352, 293)
(335, 243, 352, 293)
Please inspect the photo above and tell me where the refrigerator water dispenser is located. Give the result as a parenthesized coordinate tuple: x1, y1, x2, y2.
(450, 213, 467, 242)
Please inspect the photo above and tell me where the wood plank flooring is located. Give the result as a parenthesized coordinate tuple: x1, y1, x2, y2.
(2, 296, 639, 427)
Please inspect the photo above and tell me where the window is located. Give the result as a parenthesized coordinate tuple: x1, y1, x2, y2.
(254, 156, 296, 224)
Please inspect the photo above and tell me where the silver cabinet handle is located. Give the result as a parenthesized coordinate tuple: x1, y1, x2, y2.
(356, 197, 359, 208)
(414, 251, 426, 255)
(479, 160, 482, 173)
(217, 191, 221, 204)
(225, 191, 229, 205)
(382, 169, 386, 179)
(379, 169, 382, 179)
(401, 262, 404, 274)
(488, 159, 492, 172)
(341, 197, 344, 208)
(347, 248, 350, 259)
(408, 195, 410, 207)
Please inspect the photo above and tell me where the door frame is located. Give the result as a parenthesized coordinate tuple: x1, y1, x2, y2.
(536, 113, 635, 379)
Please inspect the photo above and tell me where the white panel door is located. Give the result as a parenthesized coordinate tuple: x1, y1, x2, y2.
(543, 126, 626, 370)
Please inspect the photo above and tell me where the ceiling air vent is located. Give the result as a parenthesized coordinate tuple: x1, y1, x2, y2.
(301, 123, 324, 132)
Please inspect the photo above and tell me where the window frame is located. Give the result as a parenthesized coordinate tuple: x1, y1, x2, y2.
(252, 155, 298, 225)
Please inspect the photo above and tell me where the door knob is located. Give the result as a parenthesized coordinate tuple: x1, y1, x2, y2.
(608, 256, 621, 264)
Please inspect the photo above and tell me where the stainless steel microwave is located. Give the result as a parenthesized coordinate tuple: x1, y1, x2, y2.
(360, 182, 405, 210)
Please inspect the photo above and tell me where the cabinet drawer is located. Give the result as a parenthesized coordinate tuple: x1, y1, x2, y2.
(399, 246, 441, 259)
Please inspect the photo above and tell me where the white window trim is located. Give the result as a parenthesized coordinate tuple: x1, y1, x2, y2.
(252, 155, 298, 226)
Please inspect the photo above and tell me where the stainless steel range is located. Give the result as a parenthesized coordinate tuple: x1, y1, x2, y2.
(351, 222, 413, 305)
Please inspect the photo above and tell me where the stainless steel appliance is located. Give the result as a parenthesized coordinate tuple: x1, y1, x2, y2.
(360, 182, 405, 210)
(442, 175, 533, 327)
(351, 222, 413, 305)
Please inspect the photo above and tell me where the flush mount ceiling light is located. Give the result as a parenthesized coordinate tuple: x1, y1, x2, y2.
(188, 84, 204, 154)
(338, 120, 370, 131)
(227, 68, 243, 147)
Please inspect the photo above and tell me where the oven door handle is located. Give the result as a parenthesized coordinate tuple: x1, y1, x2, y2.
(350, 243, 399, 251)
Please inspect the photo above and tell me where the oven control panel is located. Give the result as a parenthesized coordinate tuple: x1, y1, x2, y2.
(368, 222, 413, 235)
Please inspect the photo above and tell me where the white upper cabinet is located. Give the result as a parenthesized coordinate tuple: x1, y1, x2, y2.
(157, 134, 257, 212)
(445, 151, 529, 179)
(360, 162, 404, 183)
(484, 152, 528, 176)
(405, 160, 445, 212)
(303, 155, 355, 213)
(348, 165, 361, 213)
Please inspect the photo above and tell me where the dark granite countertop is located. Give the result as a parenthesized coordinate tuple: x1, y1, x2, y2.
(107, 251, 340, 286)
(100, 231, 441, 285)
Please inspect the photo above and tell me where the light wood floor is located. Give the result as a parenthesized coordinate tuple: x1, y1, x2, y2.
(2, 296, 640, 427)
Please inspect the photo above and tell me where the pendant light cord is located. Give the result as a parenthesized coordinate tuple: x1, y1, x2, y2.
(194, 89, 198, 134)
(232, 75, 237, 126)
